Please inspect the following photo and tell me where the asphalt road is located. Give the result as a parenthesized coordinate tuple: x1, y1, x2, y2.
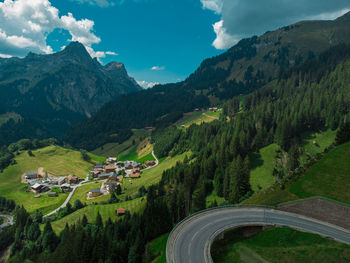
(0, 214, 14, 230)
(166, 207, 350, 263)
(141, 151, 159, 171)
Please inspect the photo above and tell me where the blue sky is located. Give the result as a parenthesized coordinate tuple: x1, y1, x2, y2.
(1, 0, 350, 87)
(48, 0, 223, 84)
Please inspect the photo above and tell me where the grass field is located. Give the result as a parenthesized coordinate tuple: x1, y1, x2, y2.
(245, 141, 350, 206)
(92, 129, 151, 157)
(212, 227, 350, 263)
(119, 152, 189, 198)
(249, 144, 279, 192)
(246, 129, 336, 196)
(177, 111, 220, 129)
(0, 145, 102, 214)
(300, 129, 336, 163)
(69, 153, 188, 208)
(148, 233, 169, 263)
(50, 198, 145, 233)
(68, 181, 108, 205)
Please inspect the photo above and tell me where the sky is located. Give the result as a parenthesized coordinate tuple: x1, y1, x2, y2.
(1, 0, 350, 88)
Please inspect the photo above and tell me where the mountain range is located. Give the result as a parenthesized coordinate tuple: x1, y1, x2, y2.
(65, 11, 350, 150)
(0, 42, 140, 145)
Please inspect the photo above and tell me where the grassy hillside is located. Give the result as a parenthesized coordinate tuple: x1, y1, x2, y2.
(69, 152, 189, 206)
(0, 145, 102, 214)
(177, 111, 220, 129)
(245, 141, 350, 206)
(249, 144, 279, 192)
(148, 234, 169, 263)
(50, 198, 145, 233)
(92, 129, 151, 157)
(51, 153, 189, 233)
(249, 129, 336, 194)
(212, 227, 350, 263)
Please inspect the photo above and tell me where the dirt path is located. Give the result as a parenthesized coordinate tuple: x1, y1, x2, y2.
(238, 245, 270, 263)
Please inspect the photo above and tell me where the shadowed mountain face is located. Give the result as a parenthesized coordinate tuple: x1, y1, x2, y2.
(0, 42, 141, 146)
(65, 12, 350, 150)
(182, 11, 350, 101)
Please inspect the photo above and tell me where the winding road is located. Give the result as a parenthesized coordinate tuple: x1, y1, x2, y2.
(166, 207, 350, 263)
(0, 214, 14, 230)
(141, 151, 159, 171)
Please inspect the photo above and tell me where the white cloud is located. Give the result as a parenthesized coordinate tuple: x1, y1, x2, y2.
(151, 66, 165, 71)
(200, 0, 223, 14)
(212, 20, 239, 49)
(105, 51, 118, 55)
(201, 0, 350, 50)
(0, 0, 109, 58)
(0, 53, 12, 58)
(137, 80, 159, 89)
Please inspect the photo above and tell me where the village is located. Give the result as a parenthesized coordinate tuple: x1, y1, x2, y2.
(23, 157, 157, 201)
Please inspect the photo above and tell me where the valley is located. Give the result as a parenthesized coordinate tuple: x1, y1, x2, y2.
(2, 10, 350, 263)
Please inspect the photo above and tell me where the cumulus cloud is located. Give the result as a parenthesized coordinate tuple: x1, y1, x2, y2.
(200, 0, 222, 14)
(151, 66, 165, 71)
(0, 0, 115, 58)
(137, 80, 159, 89)
(201, 0, 350, 50)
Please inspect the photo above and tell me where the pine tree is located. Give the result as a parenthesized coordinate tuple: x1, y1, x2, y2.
(96, 212, 103, 228)
(336, 122, 350, 145)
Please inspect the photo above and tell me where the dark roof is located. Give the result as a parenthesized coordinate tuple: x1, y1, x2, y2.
(48, 192, 57, 195)
(25, 172, 38, 176)
(90, 189, 100, 193)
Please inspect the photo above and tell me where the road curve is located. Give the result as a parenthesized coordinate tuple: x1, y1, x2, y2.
(0, 214, 14, 230)
(166, 207, 350, 263)
(141, 151, 159, 171)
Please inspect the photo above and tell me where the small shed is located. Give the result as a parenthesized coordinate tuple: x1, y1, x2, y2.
(48, 192, 58, 197)
(88, 188, 101, 197)
(116, 208, 126, 216)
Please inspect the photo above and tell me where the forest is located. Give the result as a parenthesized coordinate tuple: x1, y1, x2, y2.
(152, 44, 350, 215)
(3, 44, 350, 263)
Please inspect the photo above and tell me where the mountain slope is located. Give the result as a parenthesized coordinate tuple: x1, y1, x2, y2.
(65, 12, 350, 150)
(0, 42, 141, 146)
(184, 11, 350, 99)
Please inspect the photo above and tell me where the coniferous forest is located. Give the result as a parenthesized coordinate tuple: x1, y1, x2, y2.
(2, 43, 350, 263)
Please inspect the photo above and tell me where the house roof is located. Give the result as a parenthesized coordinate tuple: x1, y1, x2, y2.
(100, 172, 114, 177)
(130, 173, 141, 178)
(105, 165, 116, 170)
(117, 208, 125, 214)
(106, 180, 118, 185)
(29, 181, 42, 186)
(25, 172, 38, 176)
(90, 189, 100, 193)
(94, 163, 104, 168)
(31, 183, 43, 189)
(48, 192, 57, 195)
